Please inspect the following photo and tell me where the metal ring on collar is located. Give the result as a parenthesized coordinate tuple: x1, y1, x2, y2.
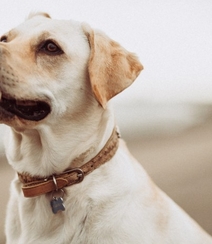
(52, 175, 58, 192)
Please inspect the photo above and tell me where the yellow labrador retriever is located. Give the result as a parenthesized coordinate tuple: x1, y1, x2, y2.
(0, 13, 211, 244)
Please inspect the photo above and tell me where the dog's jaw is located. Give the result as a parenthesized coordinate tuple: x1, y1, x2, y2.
(5, 101, 115, 177)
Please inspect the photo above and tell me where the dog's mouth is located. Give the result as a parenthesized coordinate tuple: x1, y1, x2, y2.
(0, 93, 51, 121)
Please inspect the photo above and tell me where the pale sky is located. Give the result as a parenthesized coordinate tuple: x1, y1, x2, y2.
(0, 0, 212, 104)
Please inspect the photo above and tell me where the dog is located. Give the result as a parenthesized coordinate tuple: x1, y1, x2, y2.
(0, 12, 211, 244)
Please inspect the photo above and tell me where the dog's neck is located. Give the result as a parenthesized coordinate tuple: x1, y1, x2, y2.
(5, 106, 115, 177)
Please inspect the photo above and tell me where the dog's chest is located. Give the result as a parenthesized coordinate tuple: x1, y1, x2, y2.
(16, 195, 91, 243)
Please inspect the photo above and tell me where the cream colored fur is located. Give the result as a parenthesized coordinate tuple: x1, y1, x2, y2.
(0, 13, 211, 244)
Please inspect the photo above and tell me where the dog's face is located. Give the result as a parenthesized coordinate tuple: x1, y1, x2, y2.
(0, 13, 143, 130)
(0, 13, 92, 129)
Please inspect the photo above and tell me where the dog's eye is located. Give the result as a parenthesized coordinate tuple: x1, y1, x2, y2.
(0, 36, 7, 43)
(40, 41, 63, 55)
(45, 42, 59, 52)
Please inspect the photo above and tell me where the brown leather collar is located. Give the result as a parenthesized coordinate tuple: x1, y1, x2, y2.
(18, 128, 120, 198)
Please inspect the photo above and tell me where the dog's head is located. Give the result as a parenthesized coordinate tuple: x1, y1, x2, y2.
(0, 13, 143, 130)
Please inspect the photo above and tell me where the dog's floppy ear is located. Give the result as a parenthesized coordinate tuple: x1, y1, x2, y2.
(83, 24, 143, 108)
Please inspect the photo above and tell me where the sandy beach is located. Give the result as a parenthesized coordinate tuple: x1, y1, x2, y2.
(0, 108, 212, 243)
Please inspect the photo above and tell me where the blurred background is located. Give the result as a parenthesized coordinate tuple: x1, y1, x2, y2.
(0, 0, 212, 242)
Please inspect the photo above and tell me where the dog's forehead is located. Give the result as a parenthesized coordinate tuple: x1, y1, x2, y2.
(7, 16, 83, 42)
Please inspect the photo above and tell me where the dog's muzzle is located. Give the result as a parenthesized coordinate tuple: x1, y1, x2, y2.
(0, 47, 51, 121)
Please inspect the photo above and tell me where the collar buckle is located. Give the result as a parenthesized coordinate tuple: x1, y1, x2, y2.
(64, 168, 84, 185)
